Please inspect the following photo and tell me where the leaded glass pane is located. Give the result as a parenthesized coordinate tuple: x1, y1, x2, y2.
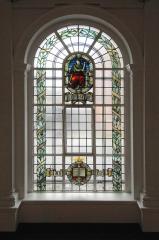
(65, 107, 92, 154)
(33, 24, 125, 192)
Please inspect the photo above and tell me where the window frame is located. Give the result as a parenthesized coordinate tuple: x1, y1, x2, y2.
(27, 20, 132, 194)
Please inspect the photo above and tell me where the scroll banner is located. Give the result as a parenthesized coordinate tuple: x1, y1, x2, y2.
(65, 92, 93, 103)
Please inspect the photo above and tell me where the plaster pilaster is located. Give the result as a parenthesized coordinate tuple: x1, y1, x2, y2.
(0, 0, 18, 232)
(138, 0, 159, 232)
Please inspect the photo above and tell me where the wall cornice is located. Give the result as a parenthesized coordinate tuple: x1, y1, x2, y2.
(11, 0, 146, 9)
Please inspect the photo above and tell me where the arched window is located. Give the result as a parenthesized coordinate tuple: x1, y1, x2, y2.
(33, 24, 126, 192)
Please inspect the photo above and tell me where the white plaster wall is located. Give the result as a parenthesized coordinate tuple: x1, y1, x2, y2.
(0, 0, 159, 232)
(13, 0, 144, 201)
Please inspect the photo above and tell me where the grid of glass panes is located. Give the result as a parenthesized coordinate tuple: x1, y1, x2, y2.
(33, 25, 125, 192)
(65, 108, 92, 154)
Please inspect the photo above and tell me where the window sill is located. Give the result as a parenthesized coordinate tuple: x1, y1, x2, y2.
(24, 192, 135, 203)
(19, 193, 139, 223)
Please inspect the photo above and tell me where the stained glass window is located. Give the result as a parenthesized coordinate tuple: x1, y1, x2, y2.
(33, 25, 125, 192)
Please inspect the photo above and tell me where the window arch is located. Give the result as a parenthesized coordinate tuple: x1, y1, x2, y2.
(33, 24, 127, 192)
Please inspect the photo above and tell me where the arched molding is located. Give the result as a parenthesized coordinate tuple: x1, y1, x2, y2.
(14, 5, 143, 67)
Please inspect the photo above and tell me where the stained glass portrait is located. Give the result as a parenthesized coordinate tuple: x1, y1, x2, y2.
(65, 54, 94, 103)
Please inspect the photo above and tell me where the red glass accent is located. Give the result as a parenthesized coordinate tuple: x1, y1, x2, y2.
(70, 72, 85, 89)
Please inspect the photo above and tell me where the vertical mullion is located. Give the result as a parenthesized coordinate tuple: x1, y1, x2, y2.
(78, 25, 79, 53)
(85, 107, 88, 192)
(53, 68, 57, 192)
(53, 107, 56, 192)
(78, 107, 80, 191)
(71, 107, 73, 192)
(92, 106, 96, 191)
(55, 69, 57, 191)
(62, 107, 66, 191)
(102, 63, 106, 191)
(62, 63, 65, 192)
(93, 64, 96, 192)
(52, 68, 55, 191)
